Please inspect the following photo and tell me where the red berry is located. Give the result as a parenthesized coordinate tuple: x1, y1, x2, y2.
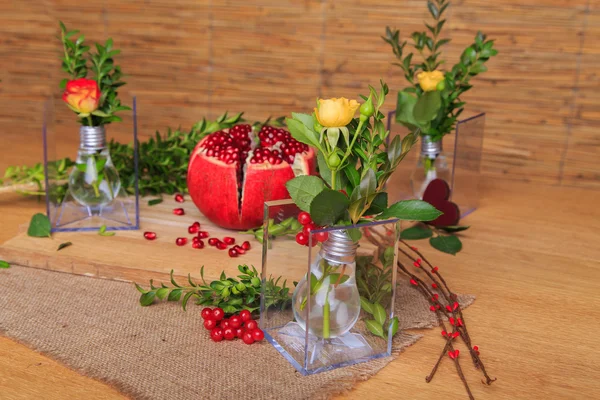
(201, 308, 213, 319)
(245, 320, 258, 331)
(235, 327, 245, 339)
(432, 283, 438, 289)
(298, 211, 312, 226)
(251, 328, 265, 342)
(242, 331, 255, 345)
(176, 237, 188, 246)
(314, 231, 328, 242)
(295, 232, 308, 246)
(216, 241, 228, 250)
(192, 240, 205, 249)
(143, 231, 157, 240)
(228, 248, 238, 257)
(223, 327, 236, 340)
(410, 279, 418, 286)
(208, 238, 219, 246)
(173, 208, 185, 216)
(210, 328, 224, 342)
(188, 225, 199, 234)
(229, 315, 242, 329)
(239, 310, 252, 322)
(241, 241, 251, 251)
(302, 223, 317, 235)
(198, 231, 210, 239)
(223, 237, 235, 245)
(174, 193, 185, 203)
(204, 318, 217, 330)
(212, 308, 225, 321)
(220, 319, 230, 329)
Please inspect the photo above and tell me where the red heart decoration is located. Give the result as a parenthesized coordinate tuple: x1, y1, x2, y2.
(422, 179, 460, 227)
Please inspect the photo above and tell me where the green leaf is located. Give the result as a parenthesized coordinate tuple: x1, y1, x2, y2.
(380, 246, 395, 268)
(167, 289, 183, 301)
(140, 291, 156, 307)
(430, 235, 462, 255)
(134, 283, 146, 294)
(181, 291, 194, 311)
(439, 225, 470, 233)
(346, 227, 362, 242)
(395, 91, 419, 130)
(57, 242, 73, 251)
(27, 213, 52, 238)
(427, 1, 439, 18)
(148, 198, 163, 206)
(328, 273, 350, 285)
(360, 296, 375, 314)
(400, 226, 433, 240)
(286, 117, 321, 150)
(291, 112, 314, 131)
(285, 176, 326, 212)
(0, 260, 10, 269)
(359, 169, 377, 199)
(91, 110, 110, 117)
(156, 287, 169, 300)
(414, 91, 442, 123)
(377, 200, 442, 221)
(364, 193, 388, 216)
(317, 150, 333, 188)
(470, 61, 488, 74)
(309, 189, 350, 226)
(388, 316, 399, 337)
(365, 319, 385, 339)
(373, 303, 387, 326)
(326, 127, 340, 149)
(98, 224, 115, 236)
(344, 164, 360, 190)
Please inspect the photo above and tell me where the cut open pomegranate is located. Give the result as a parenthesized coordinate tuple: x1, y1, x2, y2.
(187, 124, 316, 230)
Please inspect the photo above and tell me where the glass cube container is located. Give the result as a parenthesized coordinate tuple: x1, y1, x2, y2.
(386, 111, 485, 218)
(260, 199, 400, 375)
(42, 97, 140, 233)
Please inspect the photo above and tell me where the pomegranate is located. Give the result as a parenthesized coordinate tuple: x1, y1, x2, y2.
(187, 124, 316, 230)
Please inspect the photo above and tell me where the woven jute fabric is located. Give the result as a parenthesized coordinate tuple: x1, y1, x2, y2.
(0, 266, 474, 400)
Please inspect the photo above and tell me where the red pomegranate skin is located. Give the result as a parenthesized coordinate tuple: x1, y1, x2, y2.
(187, 128, 315, 230)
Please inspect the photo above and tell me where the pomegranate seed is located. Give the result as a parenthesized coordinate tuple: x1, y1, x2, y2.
(176, 237, 188, 246)
(228, 248, 239, 257)
(430, 305, 436, 311)
(216, 241, 228, 250)
(192, 240, 204, 249)
(143, 231, 157, 240)
(188, 225, 199, 234)
(192, 221, 200, 227)
(173, 208, 185, 216)
(174, 193, 184, 203)
(223, 237, 235, 245)
(198, 231, 210, 239)
(432, 266, 439, 273)
(233, 245, 245, 255)
(473, 346, 479, 351)
(241, 241, 251, 251)
(208, 238, 219, 246)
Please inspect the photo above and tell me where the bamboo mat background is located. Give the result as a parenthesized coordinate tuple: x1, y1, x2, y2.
(0, 0, 598, 187)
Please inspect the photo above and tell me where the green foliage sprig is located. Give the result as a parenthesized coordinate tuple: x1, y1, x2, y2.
(242, 216, 303, 244)
(383, 0, 498, 141)
(401, 224, 468, 255)
(135, 265, 293, 315)
(59, 22, 130, 126)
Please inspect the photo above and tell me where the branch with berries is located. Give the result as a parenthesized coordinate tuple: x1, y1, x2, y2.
(364, 230, 496, 399)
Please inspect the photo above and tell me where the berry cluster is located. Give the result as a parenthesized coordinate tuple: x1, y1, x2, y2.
(295, 211, 328, 246)
(143, 194, 252, 258)
(201, 308, 265, 344)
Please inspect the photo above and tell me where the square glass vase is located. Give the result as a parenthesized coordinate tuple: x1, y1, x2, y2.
(386, 111, 485, 218)
(260, 199, 400, 375)
(42, 97, 140, 233)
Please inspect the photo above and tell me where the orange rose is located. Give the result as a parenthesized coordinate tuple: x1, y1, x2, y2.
(62, 78, 100, 114)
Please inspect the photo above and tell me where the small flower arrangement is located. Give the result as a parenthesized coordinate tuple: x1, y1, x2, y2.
(382, 0, 498, 142)
(59, 21, 130, 126)
(285, 81, 442, 231)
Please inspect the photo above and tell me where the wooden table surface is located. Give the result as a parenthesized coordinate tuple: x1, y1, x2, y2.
(1, 178, 599, 399)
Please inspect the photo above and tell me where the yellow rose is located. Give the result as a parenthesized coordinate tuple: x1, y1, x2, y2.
(314, 98, 360, 128)
(417, 70, 445, 92)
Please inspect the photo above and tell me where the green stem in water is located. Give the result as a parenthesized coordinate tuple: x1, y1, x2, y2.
(424, 156, 436, 174)
(92, 182, 100, 197)
(323, 290, 331, 339)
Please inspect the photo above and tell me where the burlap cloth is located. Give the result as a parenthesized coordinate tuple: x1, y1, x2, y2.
(0, 265, 474, 399)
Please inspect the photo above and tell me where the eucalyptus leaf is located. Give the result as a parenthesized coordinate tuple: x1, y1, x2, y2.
(377, 200, 442, 221)
(27, 213, 52, 238)
(430, 235, 462, 255)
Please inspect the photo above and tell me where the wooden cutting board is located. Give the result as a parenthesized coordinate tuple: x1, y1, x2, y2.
(0, 195, 379, 286)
